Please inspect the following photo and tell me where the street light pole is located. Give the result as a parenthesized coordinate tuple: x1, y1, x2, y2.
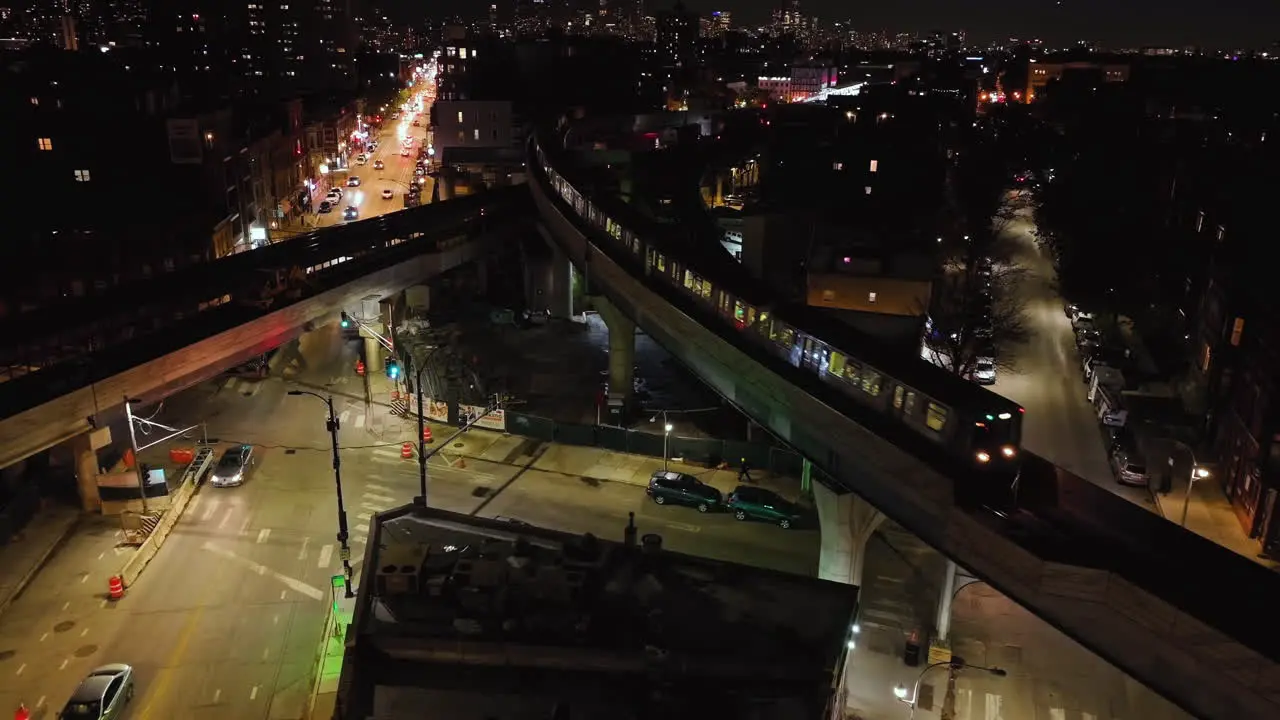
(288, 390, 354, 597)
(411, 346, 442, 506)
(894, 658, 1006, 720)
(1171, 440, 1211, 528)
(123, 396, 148, 513)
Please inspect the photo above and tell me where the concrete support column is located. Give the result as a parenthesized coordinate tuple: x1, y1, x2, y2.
(936, 559, 958, 642)
(814, 482, 884, 586)
(594, 296, 635, 409)
(363, 335, 383, 371)
(70, 433, 101, 512)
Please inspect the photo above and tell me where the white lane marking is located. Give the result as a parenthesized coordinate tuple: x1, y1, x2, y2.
(80, 574, 88, 584)
(100, 599, 108, 608)
(80, 628, 88, 637)
(317, 544, 334, 569)
(339, 410, 351, 425)
(250, 686, 259, 701)
(59, 659, 68, 670)
(97, 552, 104, 560)
(239, 517, 253, 535)
(223, 379, 238, 393)
(218, 508, 234, 531)
(35, 696, 44, 708)
(665, 522, 701, 533)
(201, 500, 219, 522)
(15, 663, 25, 676)
(257, 528, 271, 544)
(355, 414, 366, 428)
(363, 493, 395, 504)
(200, 542, 324, 600)
(262, 648, 270, 660)
(280, 590, 287, 600)
(62, 602, 70, 611)
(349, 535, 366, 545)
(39, 633, 48, 642)
(213, 689, 221, 703)
(351, 523, 367, 535)
(366, 482, 392, 492)
(297, 537, 311, 561)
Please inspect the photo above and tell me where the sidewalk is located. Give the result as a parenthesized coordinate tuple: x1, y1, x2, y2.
(0, 504, 81, 617)
(1151, 471, 1277, 568)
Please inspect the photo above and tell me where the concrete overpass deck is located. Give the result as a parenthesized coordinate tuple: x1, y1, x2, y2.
(0, 189, 532, 470)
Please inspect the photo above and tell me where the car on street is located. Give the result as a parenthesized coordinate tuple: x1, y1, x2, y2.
(326, 189, 343, 203)
(1112, 452, 1149, 487)
(60, 663, 134, 720)
(355, 154, 367, 164)
(726, 486, 805, 529)
(346, 176, 361, 187)
(343, 206, 359, 221)
(210, 445, 254, 487)
(412, 119, 421, 126)
(646, 470, 723, 513)
(381, 188, 394, 199)
(400, 149, 410, 157)
(318, 201, 333, 213)
(374, 160, 384, 170)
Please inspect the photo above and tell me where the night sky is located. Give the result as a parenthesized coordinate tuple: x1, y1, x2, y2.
(414, 0, 1276, 48)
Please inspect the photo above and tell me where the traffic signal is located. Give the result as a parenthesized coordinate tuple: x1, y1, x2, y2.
(385, 357, 401, 380)
(340, 311, 351, 329)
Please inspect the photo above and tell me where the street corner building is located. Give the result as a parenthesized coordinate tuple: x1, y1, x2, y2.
(327, 505, 860, 720)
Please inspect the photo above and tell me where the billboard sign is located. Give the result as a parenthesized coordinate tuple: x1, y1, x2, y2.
(460, 404, 506, 432)
(424, 399, 449, 423)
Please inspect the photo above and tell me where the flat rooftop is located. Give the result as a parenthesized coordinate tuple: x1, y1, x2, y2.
(337, 506, 859, 720)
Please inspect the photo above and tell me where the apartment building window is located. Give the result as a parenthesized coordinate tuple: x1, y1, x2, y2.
(868, 292, 877, 303)
(74, 169, 91, 182)
(1216, 225, 1226, 243)
(37, 137, 52, 150)
(30, 96, 39, 106)
(1196, 210, 1204, 232)
(832, 162, 843, 170)
(869, 159, 879, 172)
(865, 186, 872, 195)
(473, 128, 480, 140)
(457, 111, 463, 123)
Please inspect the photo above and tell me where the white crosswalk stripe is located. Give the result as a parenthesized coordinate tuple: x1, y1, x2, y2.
(355, 414, 366, 428)
(339, 410, 350, 425)
(223, 378, 238, 393)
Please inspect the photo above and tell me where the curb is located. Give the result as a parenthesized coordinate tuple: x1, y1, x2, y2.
(0, 514, 82, 618)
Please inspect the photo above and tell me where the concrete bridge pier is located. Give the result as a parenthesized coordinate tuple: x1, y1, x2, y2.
(592, 295, 635, 417)
(814, 482, 885, 588)
(70, 432, 102, 512)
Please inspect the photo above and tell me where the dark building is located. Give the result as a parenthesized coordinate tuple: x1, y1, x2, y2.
(142, 0, 361, 94)
(0, 47, 305, 318)
(653, 0, 698, 95)
(328, 505, 858, 720)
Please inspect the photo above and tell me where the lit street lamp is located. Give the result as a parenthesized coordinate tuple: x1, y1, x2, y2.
(1169, 439, 1211, 528)
(893, 657, 1006, 719)
(287, 390, 354, 597)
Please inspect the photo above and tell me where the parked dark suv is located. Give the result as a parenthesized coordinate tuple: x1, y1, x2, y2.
(726, 486, 805, 529)
(646, 471, 723, 513)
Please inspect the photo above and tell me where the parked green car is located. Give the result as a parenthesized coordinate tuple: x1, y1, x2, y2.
(647, 471, 723, 513)
(727, 486, 805, 529)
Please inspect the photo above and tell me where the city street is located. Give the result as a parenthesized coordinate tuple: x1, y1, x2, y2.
(0, 320, 816, 719)
(991, 205, 1151, 507)
(308, 99, 435, 231)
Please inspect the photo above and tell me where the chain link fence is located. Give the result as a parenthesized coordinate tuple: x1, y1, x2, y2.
(505, 411, 806, 476)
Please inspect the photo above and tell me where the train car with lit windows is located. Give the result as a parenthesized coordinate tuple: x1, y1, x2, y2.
(532, 136, 1025, 485)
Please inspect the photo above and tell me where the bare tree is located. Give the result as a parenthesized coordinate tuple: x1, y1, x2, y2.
(920, 261, 1029, 379)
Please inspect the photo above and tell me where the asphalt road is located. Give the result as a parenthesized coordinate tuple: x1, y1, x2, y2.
(0, 321, 817, 719)
(991, 206, 1151, 507)
(310, 106, 435, 230)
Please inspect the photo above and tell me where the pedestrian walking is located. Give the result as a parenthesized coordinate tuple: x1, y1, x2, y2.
(738, 459, 753, 484)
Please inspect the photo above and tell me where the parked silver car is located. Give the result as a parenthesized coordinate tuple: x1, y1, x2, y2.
(210, 444, 254, 487)
(60, 663, 134, 719)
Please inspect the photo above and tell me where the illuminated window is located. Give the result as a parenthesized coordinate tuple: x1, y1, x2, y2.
(1231, 317, 1245, 346)
(832, 162, 843, 170)
(30, 97, 39, 106)
(1195, 211, 1204, 232)
(926, 402, 947, 431)
(37, 137, 52, 150)
(473, 128, 479, 140)
(74, 169, 91, 182)
(868, 292, 877, 303)
(865, 186, 872, 195)
(457, 111, 463, 123)
(821, 290, 835, 302)
(869, 159, 878, 172)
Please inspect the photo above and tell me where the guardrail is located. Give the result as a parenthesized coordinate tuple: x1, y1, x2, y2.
(120, 445, 213, 587)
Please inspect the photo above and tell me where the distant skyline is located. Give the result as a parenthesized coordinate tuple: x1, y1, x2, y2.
(401, 0, 1278, 49)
